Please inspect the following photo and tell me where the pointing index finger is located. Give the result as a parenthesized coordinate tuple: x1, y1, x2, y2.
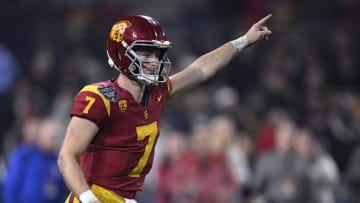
(256, 14, 272, 26)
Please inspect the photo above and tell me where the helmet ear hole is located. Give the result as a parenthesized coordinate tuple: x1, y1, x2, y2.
(115, 48, 121, 62)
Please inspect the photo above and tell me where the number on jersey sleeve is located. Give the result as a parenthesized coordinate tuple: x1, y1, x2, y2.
(83, 96, 96, 114)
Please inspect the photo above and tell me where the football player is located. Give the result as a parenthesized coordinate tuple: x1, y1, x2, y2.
(58, 14, 272, 203)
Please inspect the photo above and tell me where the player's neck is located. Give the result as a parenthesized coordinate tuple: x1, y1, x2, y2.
(117, 74, 146, 103)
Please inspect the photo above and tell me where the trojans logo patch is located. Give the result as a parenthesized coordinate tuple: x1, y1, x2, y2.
(97, 85, 119, 102)
(110, 21, 131, 42)
(118, 100, 127, 112)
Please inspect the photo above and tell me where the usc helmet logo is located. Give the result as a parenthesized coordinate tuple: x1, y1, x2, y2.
(110, 21, 131, 42)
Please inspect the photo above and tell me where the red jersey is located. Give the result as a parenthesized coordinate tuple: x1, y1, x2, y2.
(70, 79, 172, 199)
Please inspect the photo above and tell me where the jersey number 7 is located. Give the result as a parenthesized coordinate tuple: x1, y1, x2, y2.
(128, 121, 158, 178)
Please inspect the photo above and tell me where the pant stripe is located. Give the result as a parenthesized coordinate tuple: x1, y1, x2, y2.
(65, 193, 79, 203)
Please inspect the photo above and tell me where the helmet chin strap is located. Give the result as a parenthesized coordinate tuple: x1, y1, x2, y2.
(135, 74, 159, 85)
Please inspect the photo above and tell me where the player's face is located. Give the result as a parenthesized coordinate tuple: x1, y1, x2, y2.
(134, 47, 161, 75)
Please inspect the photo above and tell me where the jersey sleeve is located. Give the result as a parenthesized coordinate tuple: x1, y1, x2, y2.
(71, 85, 110, 128)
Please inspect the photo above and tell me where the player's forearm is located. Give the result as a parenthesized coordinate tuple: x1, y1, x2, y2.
(57, 153, 90, 198)
(192, 42, 238, 82)
(169, 42, 241, 97)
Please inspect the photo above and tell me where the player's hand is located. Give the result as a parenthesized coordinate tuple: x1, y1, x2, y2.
(245, 14, 272, 46)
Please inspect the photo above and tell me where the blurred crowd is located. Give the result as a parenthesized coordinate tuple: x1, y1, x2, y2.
(1, 0, 360, 203)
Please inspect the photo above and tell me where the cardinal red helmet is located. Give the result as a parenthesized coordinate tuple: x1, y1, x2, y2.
(107, 15, 171, 84)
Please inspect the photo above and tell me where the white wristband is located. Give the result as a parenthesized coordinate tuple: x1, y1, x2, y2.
(230, 35, 248, 52)
(79, 190, 98, 203)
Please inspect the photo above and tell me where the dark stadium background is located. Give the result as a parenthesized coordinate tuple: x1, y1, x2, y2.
(0, 0, 359, 203)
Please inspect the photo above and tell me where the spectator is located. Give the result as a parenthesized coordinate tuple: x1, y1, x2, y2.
(207, 115, 252, 201)
(2, 116, 40, 203)
(294, 127, 340, 203)
(252, 118, 309, 203)
(0, 43, 20, 150)
(20, 118, 68, 203)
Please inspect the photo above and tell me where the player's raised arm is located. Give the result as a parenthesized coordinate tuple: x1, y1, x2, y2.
(169, 14, 272, 97)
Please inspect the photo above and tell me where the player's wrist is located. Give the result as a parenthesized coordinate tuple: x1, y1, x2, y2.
(230, 35, 248, 52)
(79, 190, 98, 203)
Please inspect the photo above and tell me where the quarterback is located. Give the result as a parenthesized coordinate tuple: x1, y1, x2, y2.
(57, 14, 272, 203)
